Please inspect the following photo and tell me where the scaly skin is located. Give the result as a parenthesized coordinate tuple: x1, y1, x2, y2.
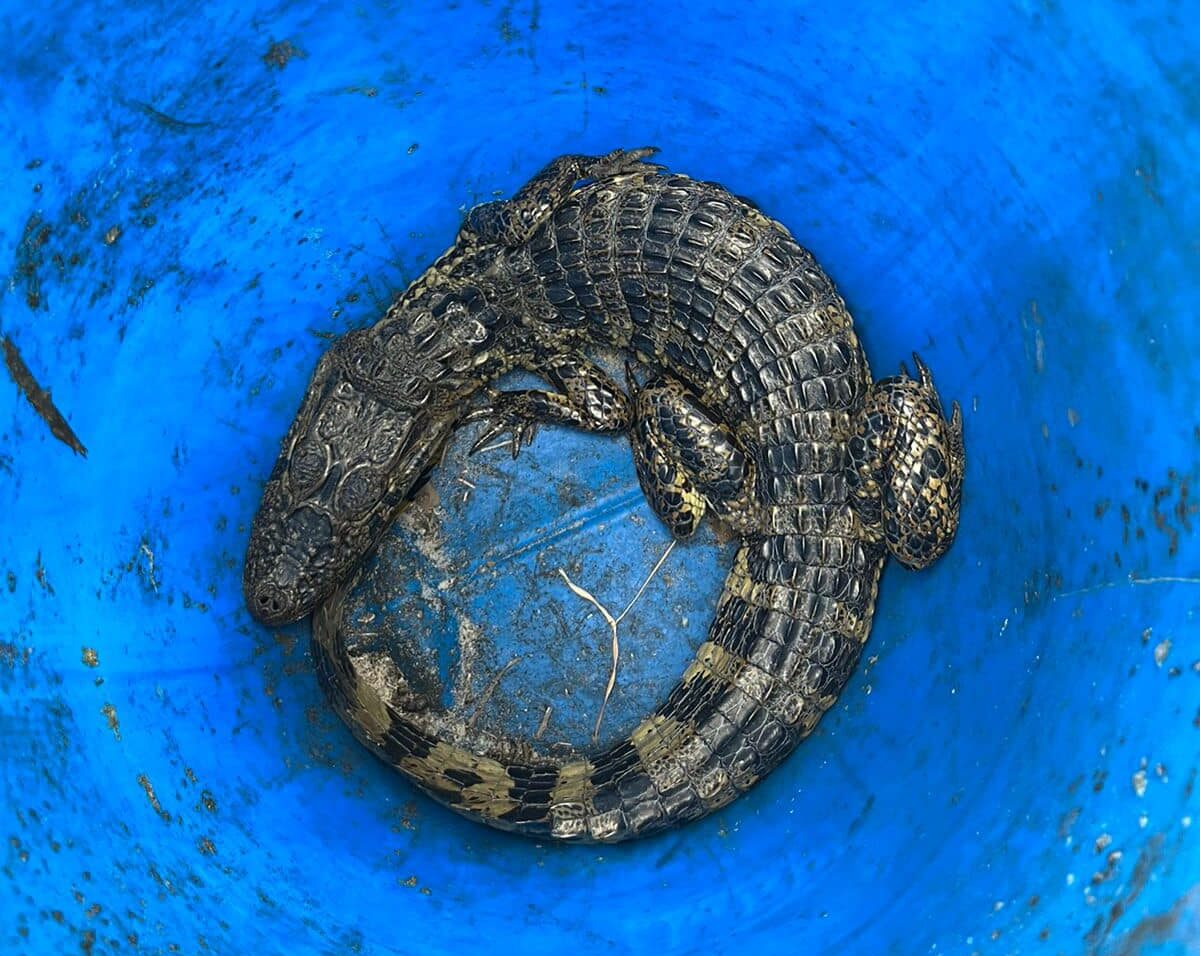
(244, 148, 965, 843)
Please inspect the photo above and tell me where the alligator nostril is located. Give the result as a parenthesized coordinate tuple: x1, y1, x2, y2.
(254, 583, 287, 617)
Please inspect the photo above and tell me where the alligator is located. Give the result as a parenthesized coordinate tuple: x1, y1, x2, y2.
(243, 147, 964, 842)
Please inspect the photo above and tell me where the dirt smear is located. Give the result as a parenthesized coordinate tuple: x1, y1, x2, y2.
(2, 336, 88, 457)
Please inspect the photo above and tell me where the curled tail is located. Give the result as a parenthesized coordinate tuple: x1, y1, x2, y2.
(312, 529, 884, 843)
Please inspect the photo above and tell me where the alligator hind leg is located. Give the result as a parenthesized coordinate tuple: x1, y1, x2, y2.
(628, 370, 758, 539)
(464, 355, 631, 458)
(847, 353, 965, 569)
(464, 147, 660, 246)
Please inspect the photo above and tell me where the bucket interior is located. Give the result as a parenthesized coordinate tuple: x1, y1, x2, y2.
(2, 2, 1197, 953)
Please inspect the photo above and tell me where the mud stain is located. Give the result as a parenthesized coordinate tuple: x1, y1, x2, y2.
(2, 336, 88, 457)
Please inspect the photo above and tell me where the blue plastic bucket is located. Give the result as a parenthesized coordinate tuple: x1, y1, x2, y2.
(3, 2, 1197, 953)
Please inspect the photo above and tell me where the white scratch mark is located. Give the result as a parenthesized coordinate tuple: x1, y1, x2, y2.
(1050, 573, 1200, 604)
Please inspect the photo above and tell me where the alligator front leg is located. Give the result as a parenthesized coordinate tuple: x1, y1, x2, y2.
(464, 355, 631, 458)
(463, 147, 660, 247)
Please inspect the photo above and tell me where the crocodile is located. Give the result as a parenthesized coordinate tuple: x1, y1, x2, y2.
(243, 147, 965, 843)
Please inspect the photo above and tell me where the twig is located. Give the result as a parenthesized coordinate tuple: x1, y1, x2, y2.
(557, 569, 616, 742)
(557, 539, 676, 743)
(2, 336, 88, 457)
(617, 540, 676, 624)
(455, 475, 476, 504)
(465, 655, 521, 732)
(534, 705, 552, 740)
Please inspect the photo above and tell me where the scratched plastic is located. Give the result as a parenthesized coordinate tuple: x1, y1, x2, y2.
(1, 1, 1198, 953)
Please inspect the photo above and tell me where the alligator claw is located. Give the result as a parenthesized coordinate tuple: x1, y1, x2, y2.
(623, 360, 642, 395)
(594, 146, 660, 178)
(468, 415, 539, 459)
(462, 388, 502, 425)
(466, 393, 541, 459)
(911, 352, 933, 388)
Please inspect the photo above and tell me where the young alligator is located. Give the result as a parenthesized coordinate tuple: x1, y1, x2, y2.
(243, 148, 965, 843)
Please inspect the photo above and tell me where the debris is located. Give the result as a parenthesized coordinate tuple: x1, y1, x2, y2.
(2, 336, 88, 457)
(465, 655, 521, 732)
(263, 39, 307, 69)
(534, 705, 552, 740)
(558, 539, 676, 742)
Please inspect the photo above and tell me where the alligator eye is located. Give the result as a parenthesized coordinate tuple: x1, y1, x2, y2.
(335, 466, 384, 518)
(354, 352, 385, 381)
(398, 379, 431, 406)
(289, 439, 328, 495)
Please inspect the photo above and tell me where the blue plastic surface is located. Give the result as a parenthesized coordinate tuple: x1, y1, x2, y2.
(2, 2, 1198, 953)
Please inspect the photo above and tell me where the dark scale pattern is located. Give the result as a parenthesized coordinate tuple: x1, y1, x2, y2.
(248, 148, 965, 843)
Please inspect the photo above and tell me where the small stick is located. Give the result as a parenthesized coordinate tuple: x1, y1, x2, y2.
(616, 540, 676, 624)
(455, 475, 476, 504)
(558, 539, 676, 743)
(465, 655, 521, 732)
(534, 705, 553, 740)
(2, 336, 88, 457)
